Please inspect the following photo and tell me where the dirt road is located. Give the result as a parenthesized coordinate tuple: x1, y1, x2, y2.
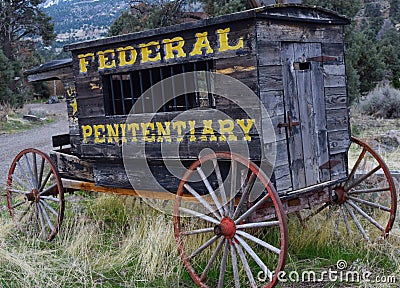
(0, 102, 68, 188)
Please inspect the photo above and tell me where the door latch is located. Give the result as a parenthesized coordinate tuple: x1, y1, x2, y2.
(277, 113, 300, 135)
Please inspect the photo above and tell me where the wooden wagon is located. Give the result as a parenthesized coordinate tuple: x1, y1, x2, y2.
(7, 4, 397, 288)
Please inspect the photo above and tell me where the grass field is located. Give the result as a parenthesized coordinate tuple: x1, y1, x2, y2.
(0, 191, 399, 288)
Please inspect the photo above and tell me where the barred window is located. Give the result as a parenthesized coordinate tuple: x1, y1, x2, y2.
(103, 60, 214, 115)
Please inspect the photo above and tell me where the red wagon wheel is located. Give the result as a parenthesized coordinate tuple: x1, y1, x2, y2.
(6, 148, 64, 241)
(174, 152, 288, 288)
(304, 137, 397, 241)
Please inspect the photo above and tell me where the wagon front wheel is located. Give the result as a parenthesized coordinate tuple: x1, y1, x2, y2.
(6, 148, 65, 241)
(174, 152, 288, 288)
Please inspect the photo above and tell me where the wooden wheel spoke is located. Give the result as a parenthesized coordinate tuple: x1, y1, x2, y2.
(12, 173, 31, 192)
(212, 159, 229, 215)
(232, 172, 256, 220)
(230, 241, 240, 288)
(347, 147, 367, 184)
(9, 188, 30, 195)
(217, 239, 228, 288)
(16, 161, 34, 189)
(178, 207, 219, 225)
(40, 183, 58, 196)
(345, 165, 381, 191)
(188, 235, 219, 260)
(39, 170, 53, 192)
(40, 196, 60, 202)
(235, 194, 270, 224)
(233, 240, 257, 288)
(349, 187, 390, 195)
(32, 152, 38, 190)
(39, 202, 55, 232)
(37, 204, 47, 239)
(184, 183, 221, 220)
(40, 200, 59, 217)
(347, 195, 391, 212)
(235, 234, 273, 281)
(197, 167, 224, 218)
(17, 202, 34, 222)
(344, 203, 369, 241)
(236, 221, 279, 229)
(181, 227, 214, 236)
(347, 200, 384, 232)
(38, 157, 45, 190)
(303, 202, 329, 222)
(10, 200, 27, 210)
(236, 229, 281, 255)
(23, 154, 37, 188)
(230, 160, 237, 216)
(340, 205, 351, 235)
(200, 238, 225, 281)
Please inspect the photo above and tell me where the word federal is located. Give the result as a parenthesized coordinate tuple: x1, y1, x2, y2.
(81, 119, 255, 144)
(77, 27, 244, 74)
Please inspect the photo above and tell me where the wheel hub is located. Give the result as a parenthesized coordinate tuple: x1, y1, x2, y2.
(214, 217, 236, 239)
(26, 189, 40, 203)
(333, 187, 346, 204)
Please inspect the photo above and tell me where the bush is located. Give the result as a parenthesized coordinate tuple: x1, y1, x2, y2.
(359, 85, 400, 118)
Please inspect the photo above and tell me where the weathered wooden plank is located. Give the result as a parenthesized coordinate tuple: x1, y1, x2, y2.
(324, 64, 345, 76)
(258, 65, 283, 91)
(50, 151, 94, 182)
(260, 90, 285, 117)
(328, 130, 351, 154)
(329, 152, 348, 180)
(256, 22, 344, 44)
(273, 164, 292, 194)
(321, 43, 344, 64)
(326, 108, 349, 131)
(325, 87, 347, 109)
(324, 75, 346, 88)
(257, 41, 282, 66)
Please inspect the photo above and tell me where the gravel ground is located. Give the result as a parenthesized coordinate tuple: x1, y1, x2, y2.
(0, 101, 68, 188)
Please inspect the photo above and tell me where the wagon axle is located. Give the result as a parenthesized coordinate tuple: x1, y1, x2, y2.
(25, 189, 41, 203)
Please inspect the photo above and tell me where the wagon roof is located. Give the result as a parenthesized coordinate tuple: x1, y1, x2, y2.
(64, 4, 350, 52)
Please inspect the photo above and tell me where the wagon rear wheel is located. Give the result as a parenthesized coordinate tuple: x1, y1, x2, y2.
(174, 152, 288, 288)
(6, 148, 64, 241)
(304, 137, 397, 241)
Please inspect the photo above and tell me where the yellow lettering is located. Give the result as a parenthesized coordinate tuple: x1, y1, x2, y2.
(156, 122, 171, 142)
(117, 46, 138, 67)
(201, 120, 217, 141)
(218, 119, 237, 141)
(82, 125, 93, 143)
(173, 121, 186, 142)
(97, 49, 116, 70)
(190, 32, 214, 56)
(93, 125, 106, 143)
(188, 121, 196, 142)
(162, 37, 187, 60)
(140, 41, 161, 63)
(119, 123, 127, 143)
(78, 53, 94, 74)
(106, 124, 119, 143)
(127, 123, 140, 142)
(236, 119, 255, 141)
(141, 123, 155, 142)
(217, 28, 244, 52)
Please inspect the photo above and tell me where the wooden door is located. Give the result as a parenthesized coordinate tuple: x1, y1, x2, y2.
(281, 42, 329, 190)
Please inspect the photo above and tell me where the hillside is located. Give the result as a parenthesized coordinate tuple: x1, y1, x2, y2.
(42, 0, 129, 50)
